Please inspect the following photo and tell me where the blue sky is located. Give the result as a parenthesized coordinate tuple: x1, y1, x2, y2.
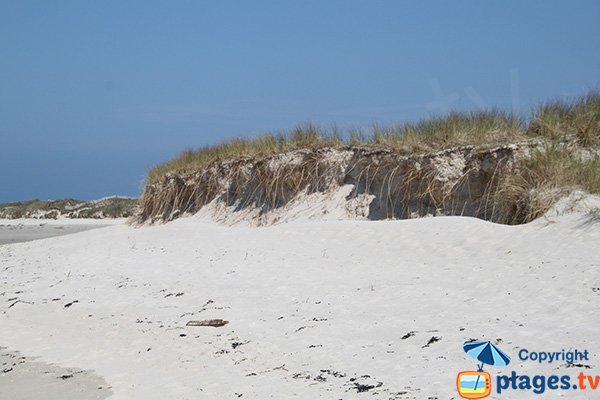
(1, 1, 599, 202)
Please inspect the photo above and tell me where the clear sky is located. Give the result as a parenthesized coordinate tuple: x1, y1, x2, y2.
(1, 1, 599, 202)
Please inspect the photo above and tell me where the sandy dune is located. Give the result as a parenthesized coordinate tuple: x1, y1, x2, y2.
(0, 210, 598, 399)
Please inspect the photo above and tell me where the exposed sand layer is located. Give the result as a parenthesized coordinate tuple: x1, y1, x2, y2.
(0, 209, 598, 399)
(0, 347, 112, 400)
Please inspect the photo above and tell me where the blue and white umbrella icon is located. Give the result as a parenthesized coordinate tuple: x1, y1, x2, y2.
(463, 341, 511, 371)
(463, 341, 511, 394)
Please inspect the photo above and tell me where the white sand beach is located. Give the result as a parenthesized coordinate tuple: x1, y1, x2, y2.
(0, 206, 598, 399)
(0, 219, 124, 246)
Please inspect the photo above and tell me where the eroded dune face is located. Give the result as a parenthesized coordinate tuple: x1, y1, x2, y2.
(137, 142, 543, 225)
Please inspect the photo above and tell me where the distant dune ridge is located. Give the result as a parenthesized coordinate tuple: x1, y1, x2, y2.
(0, 196, 138, 219)
(137, 90, 600, 226)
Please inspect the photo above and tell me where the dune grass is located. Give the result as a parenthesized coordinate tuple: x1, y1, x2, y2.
(147, 124, 343, 185)
(367, 109, 523, 153)
(147, 109, 525, 184)
(148, 90, 599, 186)
(528, 90, 600, 146)
(491, 145, 600, 224)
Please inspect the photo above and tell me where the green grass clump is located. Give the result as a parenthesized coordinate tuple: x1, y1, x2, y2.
(369, 109, 523, 153)
(491, 145, 600, 224)
(528, 90, 600, 146)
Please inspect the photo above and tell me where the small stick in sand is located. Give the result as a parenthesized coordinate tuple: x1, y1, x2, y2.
(186, 319, 229, 327)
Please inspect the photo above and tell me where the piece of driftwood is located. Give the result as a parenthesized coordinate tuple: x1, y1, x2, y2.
(186, 319, 229, 327)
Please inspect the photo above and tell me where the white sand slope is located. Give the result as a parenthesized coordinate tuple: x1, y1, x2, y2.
(0, 208, 599, 399)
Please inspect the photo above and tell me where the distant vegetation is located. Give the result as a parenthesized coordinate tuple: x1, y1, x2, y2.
(141, 90, 599, 225)
(0, 197, 138, 219)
